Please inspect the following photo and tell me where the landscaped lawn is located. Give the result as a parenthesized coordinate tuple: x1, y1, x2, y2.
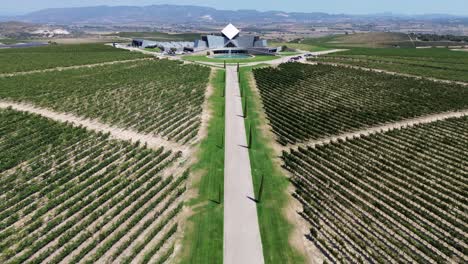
(179, 69, 225, 264)
(182, 54, 279, 64)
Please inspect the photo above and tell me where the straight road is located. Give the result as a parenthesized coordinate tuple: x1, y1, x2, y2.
(224, 66, 264, 264)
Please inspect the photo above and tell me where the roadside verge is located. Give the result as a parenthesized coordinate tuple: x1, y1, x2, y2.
(178, 69, 226, 263)
(239, 66, 306, 263)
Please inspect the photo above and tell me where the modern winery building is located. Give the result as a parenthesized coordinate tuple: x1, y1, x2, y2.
(192, 24, 277, 55)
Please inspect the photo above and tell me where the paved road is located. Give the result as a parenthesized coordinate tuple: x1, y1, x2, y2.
(224, 66, 264, 264)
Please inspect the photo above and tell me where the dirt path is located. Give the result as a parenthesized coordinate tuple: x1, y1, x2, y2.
(224, 66, 264, 264)
(0, 100, 187, 153)
(291, 110, 468, 150)
(310, 61, 468, 87)
(0, 58, 152, 78)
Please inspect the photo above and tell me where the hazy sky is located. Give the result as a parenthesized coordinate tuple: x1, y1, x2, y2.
(1, 0, 468, 16)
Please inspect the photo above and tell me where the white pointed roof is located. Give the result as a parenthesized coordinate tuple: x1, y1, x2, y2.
(222, 23, 240, 40)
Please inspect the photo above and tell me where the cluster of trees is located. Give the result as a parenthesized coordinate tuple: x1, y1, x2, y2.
(283, 117, 468, 263)
(411, 33, 468, 43)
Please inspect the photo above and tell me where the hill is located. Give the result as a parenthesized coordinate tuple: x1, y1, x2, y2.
(0, 21, 40, 37)
(17, 5, 337, 24)
(15, 5, 468, 25)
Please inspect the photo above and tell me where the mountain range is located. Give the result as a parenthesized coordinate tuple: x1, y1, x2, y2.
(4, 5, 468, 25)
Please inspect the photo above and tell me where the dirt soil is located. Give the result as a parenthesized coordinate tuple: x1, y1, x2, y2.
(0, 58, 152, 78)
(312, 61, 468, 87)
(0, 100, 187, 154)
(292, 109, 468, 151)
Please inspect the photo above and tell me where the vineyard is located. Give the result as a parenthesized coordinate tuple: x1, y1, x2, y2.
(0, 59, 211, 144)
(0, 44, 149, 73)
(315, 48, 468, 82)
(0, 108, 187, 263)
(253, 63, 468, 145)
(283, 116, 468, 263)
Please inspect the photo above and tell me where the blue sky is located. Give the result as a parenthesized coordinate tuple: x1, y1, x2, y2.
(1, 0, 468, 16)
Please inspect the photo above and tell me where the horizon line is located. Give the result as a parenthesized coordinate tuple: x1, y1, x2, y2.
(1, 3, 468, 18)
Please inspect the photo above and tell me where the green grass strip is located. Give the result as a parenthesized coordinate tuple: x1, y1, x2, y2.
(178, 69, 225, 263)
(239, 66, 306, 264)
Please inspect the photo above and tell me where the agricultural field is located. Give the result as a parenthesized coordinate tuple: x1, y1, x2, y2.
(296, 33, 467, 49)
(0, 108, 186, 263)
(0, 44, 148, 73)
(253, 63, 468, 145)
(325, 32, 414, 48)
(283, 116, 468, 263)
(316, 48, 468, 82)
(2, 30, 467, 264)
(0, 59, 211, 144)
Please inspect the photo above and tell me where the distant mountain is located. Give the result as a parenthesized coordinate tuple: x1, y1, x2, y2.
(17, 5, 344, 24)
(15, 5, 468, 25)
